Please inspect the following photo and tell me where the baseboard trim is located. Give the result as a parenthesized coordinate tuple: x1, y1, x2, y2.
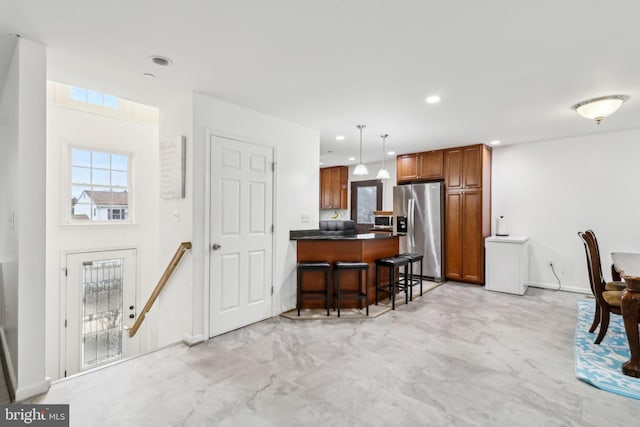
(0, 326, 16, 402)
(527, 282, 590, 294)
(14, 378, 51, 402)
(182, 333, 205, 346)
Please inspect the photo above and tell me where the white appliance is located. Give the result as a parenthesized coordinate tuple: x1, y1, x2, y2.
(393, 182, 444, 281)
(485, 235, 529, 295)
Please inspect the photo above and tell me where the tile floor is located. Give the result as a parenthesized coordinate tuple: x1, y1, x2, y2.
(28, 283, 639, 426)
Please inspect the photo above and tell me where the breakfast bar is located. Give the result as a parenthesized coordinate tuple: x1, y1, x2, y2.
(293, 233, 400, 309)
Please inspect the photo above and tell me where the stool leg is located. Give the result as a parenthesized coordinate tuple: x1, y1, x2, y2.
(375, 264, 379, 305)
(390, 267, 396, 310)
(419, 259, 423, 296)
(408, 262, 413, 301)
(404, 264, 409, 305)
(297, 268, 302, 316)
(325, 268, 330, 316)
(364, 268, 369, 316)
(337, 270, 341, 318)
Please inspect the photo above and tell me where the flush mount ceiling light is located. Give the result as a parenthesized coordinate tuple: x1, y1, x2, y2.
(150, 55, 173, 66)
(387, 150, 395, 155)
(425, 95, 441, 104)
(353, 124, 369, 176)
(572, 95, 629, 125)
(143, 73, 156, 79)
(336, 135, 345, 141)
(348, 157, 356, 161)
(376, 134, 391, 180)
(490, 140, 501, 146)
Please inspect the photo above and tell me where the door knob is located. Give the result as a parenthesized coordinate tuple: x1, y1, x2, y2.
(129, 314, 135, 319)
(129, 305, 134, 310)
(212, 243, 222, 250)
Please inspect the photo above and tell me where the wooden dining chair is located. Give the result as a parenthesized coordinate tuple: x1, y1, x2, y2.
(578, 230, 624, 344)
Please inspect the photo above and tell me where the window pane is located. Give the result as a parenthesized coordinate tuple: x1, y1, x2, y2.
(69, 148, 131, 223)
(111, 154, 128, 171)
(70, 86, 87, 102)
(103, 95, 119, 109)
(111, 171, 127, 187)
(92, 168, 110, 185)
(72, 149, 91, 167)
(92, 152, 111, 169)
(357, 186, 377, 224)
(87, 90, 103, 106)
(72, 166, 91, 184)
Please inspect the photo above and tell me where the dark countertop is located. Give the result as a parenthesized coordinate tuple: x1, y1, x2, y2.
(290, 229, 397, 241)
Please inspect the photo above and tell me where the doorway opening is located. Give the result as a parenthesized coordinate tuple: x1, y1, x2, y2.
(350, 180, 383, 233)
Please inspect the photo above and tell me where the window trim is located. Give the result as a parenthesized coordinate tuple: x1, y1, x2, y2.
(64, 143, 135, 225)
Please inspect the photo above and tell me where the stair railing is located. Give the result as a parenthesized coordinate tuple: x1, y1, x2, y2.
(126, 241, 192, 338)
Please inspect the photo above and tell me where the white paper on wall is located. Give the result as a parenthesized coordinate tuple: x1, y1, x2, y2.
(160, 136, 186, 199)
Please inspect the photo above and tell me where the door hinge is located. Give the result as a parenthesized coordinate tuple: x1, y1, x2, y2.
(64, 319, 67, 328)
(271, 162, 276, 172)
(271, 224, 274, 233)
(63, 268, 68, 277)
(64, 370, 67, 378)
(271, 286, 274, 295)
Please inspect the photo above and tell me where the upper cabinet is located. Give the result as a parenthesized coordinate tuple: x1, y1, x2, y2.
(396, 150, 444, 184)
(444, 145, 482, 190)
(319, 166, 348, 209)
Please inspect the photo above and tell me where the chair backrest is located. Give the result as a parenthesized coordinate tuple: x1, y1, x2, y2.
(578, 230, 609, 306)
(319, 220, 356, 236)
(578, 231, 596, 296)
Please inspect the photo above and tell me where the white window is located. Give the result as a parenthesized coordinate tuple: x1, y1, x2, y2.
(70, 86, 120, 110)
(70, 148, 131, 223)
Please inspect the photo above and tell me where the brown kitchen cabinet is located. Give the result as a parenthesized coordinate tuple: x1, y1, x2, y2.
(396, 150, 444, 184)
(319, 166, 348, 209)
(444, 144, 491, 284)
(444, 145, 482, 190)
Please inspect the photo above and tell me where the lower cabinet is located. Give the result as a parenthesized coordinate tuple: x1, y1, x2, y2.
(445, 190, 484, 283)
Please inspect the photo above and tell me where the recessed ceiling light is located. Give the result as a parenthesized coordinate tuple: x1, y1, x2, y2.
(490, 140, 501, 145)
(348, 157, 356, 161)
(425, 95, 441, 104)
(143, 73, 156, 79)
(150, 55, 173, 66)
(387, 151, 396, 155)
(336, 135, 345, 141)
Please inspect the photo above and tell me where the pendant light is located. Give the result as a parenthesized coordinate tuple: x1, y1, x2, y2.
(376, 134, 391, 180)
(353, 124, 369, 175)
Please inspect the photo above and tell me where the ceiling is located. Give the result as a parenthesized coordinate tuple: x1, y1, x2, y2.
(1, 1, 639, 166)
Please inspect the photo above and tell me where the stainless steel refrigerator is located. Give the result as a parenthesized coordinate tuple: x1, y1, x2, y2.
(393, 182, 444, 281)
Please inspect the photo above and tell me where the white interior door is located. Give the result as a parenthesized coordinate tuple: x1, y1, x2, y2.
(209, 135, 273, 337)
(64, 249, 136, 376)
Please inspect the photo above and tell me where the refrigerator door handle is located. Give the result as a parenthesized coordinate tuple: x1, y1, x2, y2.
(409, 199, 415, 249)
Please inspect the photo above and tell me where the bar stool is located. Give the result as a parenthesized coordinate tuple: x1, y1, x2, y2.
(375, 256, 410, 310)
(333, 261, 370, 317)
(398, 253, 424, 300)
(297, 261, 331, 316)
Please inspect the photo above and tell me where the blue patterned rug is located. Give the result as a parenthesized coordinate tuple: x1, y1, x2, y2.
(575, 299, 640, 400)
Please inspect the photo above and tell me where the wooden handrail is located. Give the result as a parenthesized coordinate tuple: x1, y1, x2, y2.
(126, 241, 192, 337)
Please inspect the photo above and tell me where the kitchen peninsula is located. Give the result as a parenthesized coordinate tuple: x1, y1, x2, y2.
(291, 231, 399, 309)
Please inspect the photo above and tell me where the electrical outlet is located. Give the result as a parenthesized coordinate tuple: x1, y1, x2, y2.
(300, 214, 310, 223)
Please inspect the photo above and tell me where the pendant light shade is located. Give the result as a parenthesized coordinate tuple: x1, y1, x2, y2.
(572, 95, 628, 125)
(354, 124, 369, 175)
(376, 133, 391, 180)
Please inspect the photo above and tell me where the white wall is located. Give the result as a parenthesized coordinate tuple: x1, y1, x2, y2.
(492, 129, 640, 293)
(46, 102, 160, 379)
(0, 38, 48, 400)
(0, 37, 19, 389)
(155, 92, 194, 345)
(192, 93, 319, 339)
